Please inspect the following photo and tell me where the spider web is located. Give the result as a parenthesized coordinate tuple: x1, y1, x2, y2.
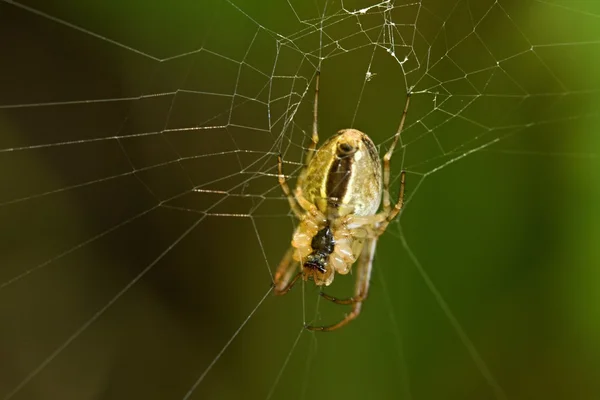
(1, 0, 599, 399)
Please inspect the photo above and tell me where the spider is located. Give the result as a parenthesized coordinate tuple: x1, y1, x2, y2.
(274, 70, 410, 331)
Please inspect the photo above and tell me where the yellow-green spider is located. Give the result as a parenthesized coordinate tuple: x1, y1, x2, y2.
(275, 71, 410, 331)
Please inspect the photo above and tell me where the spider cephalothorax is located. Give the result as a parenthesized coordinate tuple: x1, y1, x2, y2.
(291, 205, 364, 286)
(274, 71, 409, 331)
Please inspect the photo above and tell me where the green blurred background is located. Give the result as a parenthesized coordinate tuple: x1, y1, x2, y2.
(0, 1, 599, 399)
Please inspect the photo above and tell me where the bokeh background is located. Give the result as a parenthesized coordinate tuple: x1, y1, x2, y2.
(1, 1, 599, 399)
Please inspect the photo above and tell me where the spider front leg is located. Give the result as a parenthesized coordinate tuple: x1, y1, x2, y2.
(306, 238, 377, 332)
(319, 291, 363, 305)
(273, 247, 302, 295)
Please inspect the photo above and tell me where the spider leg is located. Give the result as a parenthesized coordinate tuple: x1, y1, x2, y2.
(279, 71, 322, 215)
(278, 155, 304, 218)
(382, 94, 410, 214)
(319, 291, 364, 305)
(306, 237, 377, 331)
(273, 247, 302, 295)
(295, 70, 320, 193)
(377, 170, 407, 235)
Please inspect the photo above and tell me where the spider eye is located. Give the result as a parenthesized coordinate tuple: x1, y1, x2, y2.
(337, 142, 355, 156)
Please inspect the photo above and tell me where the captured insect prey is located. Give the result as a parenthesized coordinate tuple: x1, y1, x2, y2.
(274, 71, 411, 331)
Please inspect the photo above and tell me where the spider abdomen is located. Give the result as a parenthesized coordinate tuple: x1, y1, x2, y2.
(301, 129, 382, 218)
